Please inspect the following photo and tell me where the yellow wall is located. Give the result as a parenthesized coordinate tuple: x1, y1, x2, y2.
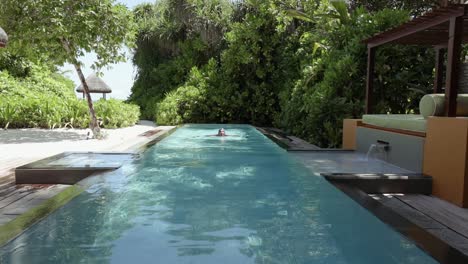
(342, 119, 361, 150)
(423, 117, 468, 207)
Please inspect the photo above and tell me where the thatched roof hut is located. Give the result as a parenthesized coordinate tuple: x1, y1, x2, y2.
(76, 73, 112, 99)
(0, 27, 8, 48)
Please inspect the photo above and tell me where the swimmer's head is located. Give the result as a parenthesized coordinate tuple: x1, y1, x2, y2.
(217, 128, 226, 136)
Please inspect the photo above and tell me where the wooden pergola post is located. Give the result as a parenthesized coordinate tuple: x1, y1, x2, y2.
(445, 16, 464, 117)
(365, 47, 376, 114)
(434, 47, 445, 93)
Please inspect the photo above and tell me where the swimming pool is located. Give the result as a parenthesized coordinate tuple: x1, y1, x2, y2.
(0, 125, 437, 263)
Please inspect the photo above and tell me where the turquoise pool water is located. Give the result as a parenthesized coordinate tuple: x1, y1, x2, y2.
(0, 125, 437, 264)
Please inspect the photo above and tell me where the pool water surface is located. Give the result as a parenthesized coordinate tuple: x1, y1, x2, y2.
(0, 125, 437, 263)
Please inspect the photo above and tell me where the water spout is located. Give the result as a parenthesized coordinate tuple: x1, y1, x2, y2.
(366, 141, 390, 161)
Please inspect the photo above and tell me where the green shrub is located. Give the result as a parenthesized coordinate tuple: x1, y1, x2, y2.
(156, 85, 206, 125)
(131, 1, 438, 147)
(0, 65, 140, 129)
(0, 51, 32, 78)
(277, 7, 434, 147)
(95, 99, 140, 128)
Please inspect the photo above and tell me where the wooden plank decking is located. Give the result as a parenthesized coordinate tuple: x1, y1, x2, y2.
(0, 184, 69, 225)
(400, 194, 468, 238)
(371, 193, 468, 256)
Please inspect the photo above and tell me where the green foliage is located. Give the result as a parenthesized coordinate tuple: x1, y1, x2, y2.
(94, 99, 141, 128)
(0, 64, 140, 129)
(157, 85, 206, 125)
(0, 0, 135, 70)
(0, 51, 33, 78)
(131, 0, 439, 147)
(279, 7, 434, 147)
(349, 0, 440, 16)
(130, 0, 234, 119)
(0, 0, 137, 136)
(156, 65, 214, 124)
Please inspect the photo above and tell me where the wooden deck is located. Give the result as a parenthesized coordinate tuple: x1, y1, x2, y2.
(0, 181, 69, 225)
(371, 193, 468, 256)
(0, 157, 39, 184)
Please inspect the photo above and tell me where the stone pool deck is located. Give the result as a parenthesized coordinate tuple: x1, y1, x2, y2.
(0, 122, 175, 230)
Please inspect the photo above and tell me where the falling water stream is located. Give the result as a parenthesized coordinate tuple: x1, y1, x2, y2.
(366, 143, 389, 162)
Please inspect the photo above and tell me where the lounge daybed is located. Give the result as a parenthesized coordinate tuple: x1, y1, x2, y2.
(360, 94, 468, 136)
(350, 94, 468, 173)
(361, 114, 427, 133)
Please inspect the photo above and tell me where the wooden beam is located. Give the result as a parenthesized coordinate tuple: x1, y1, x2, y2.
(365, 47, 376, 114)
(434, 48, 445, 93)
(366, 6, 465, 48)
(358, 123, 426, 138)
(445, 16, 463, 117)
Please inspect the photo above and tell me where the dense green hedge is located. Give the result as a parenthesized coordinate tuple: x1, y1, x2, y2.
(131, 0, 437, 147)
(0, 62, 140, 129)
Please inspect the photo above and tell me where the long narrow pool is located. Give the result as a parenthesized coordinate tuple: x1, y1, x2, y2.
(0, 125, 437, 263)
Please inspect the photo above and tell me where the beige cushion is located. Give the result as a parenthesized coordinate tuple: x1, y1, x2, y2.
(419, 94, 468, 118)
(362, 114, 427, 132)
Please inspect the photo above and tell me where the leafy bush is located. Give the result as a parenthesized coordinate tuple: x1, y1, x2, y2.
(95, 99, 140, 128)
(156, 66, 212, 124)
(157, 85, 206, 125)
(130, 0, 234, 120)
(278, 7, 434, 147)
(0, 51, 33, 78)
(131, 0, 439, 147)
(0, 64, 140, 129)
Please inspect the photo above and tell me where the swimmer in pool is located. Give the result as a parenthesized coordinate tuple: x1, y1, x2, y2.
(217, 128, 227, 136)
(208, 128, 240, 137)
(207, 128, 228, 137)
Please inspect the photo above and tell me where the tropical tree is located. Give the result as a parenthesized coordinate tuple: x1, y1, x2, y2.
(0, 0, 135, 137)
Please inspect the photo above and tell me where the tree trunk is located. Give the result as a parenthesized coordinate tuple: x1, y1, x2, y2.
(60, 38, 101, 138)
(73, 63, 101, 137)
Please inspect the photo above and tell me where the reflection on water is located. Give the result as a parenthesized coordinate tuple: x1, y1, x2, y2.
(0, 125, 437, 264)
